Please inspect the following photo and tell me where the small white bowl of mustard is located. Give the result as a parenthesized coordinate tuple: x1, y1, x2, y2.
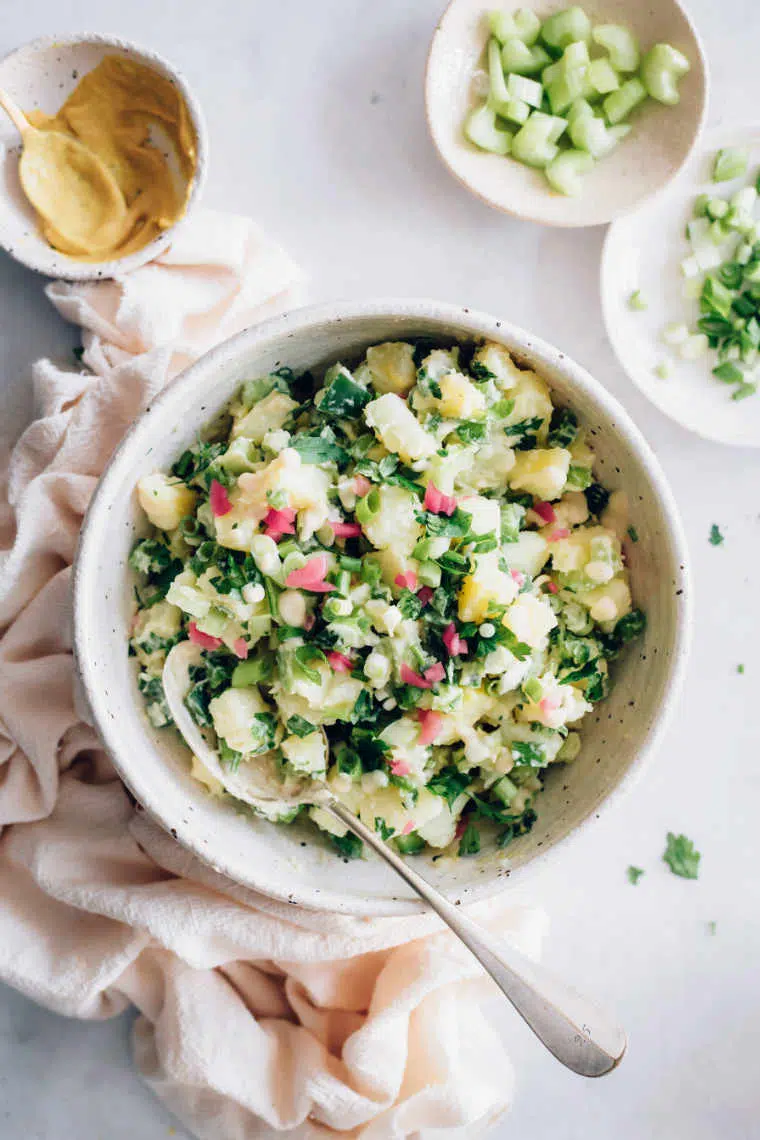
(0, 33, 208, 280)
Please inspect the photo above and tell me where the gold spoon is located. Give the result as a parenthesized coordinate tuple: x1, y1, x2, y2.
(0, 86, 131, 256)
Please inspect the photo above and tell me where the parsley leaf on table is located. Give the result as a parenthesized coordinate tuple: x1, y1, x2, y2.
(663, 832, 701, 879)
(627, 866, 645, 886)
(709, 524, 724, 546)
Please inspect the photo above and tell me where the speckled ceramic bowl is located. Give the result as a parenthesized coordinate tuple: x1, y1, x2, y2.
(425, 0, 708, 227)
(0, 33, 208, 280)
(73, 299, 691, 916)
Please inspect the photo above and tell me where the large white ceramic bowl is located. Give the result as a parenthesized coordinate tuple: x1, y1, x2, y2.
(0, 33, 208, 280)
(73, 300, 691, 916)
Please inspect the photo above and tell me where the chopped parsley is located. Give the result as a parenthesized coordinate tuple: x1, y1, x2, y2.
(663, 832, 701, 879)
(627, 866, 645, 886)
(458, 821, 481, 856)
(708, 524, 724, 546)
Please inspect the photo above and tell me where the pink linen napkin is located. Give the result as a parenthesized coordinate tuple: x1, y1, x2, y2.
(0, 209, 547, 1139)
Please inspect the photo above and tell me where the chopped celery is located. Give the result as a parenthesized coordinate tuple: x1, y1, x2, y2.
(546, 69, 585, 114)
(679, 333, 709, 360)
(591, 24, 640, 72)
(540, 7, 592, 52)
(562, 40, 590, 69)
(640, 43, 690, 105)
(566, 97, 594, 124)
(499, 97, 531, 125)
(545, 148, 594, 195)
(662, 322, 689, 346)
(713, 147, 749, 183)
(512, 110, 566, 167)
(464, 103, 512, 154)
(487, 36, 511, 106)
(587, 58, 620, 95)
(507, 72, 543, 107)
(569, 113, 628, 157)
(628, 290, 647, 311)
(654, 361, 671, 380)
(489, 8, 541, 46)
(603, 77, 646, 124)
(501, 37, 551, 75)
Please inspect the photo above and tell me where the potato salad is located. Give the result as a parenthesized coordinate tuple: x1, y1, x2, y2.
(129, 339, 645, 859)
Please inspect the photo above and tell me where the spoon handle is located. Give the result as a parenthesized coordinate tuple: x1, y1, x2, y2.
(0, 87, 30, 137)
(325, 799, 626, 1078)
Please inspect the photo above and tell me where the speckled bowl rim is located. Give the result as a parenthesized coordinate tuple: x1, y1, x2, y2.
(73, 299, 692, 915)
(0, 31, 208, 280)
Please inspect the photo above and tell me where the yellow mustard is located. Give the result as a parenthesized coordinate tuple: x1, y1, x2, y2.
(25, 54, 197, 261)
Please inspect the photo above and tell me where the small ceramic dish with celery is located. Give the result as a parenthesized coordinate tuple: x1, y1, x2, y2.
(425, 0, 707, 226)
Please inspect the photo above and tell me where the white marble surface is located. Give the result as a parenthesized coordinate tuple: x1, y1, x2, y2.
(0, 0, 757, 1137)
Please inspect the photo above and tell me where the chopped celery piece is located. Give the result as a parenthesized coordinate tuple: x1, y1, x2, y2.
(562, 40, 590, 69)
(628, 290, 647, 311)
(640, 43, 690, 105)
(662, 322, 689, 346)
(603, 77, 646, 124)
(545, 148, 594, 195)
(489, 8, 541, 46)
(540, 7, 592, 52)
(592, 24, 640, 72)
(511, 111, 564, 167)
(546, 69, 585, 114)
(566, 97, 594, 124)
(488, 36, 511, 106)
(679, 333, 709, 360)
(587, 58, 620, 94)
(465, 103, 512, 155)
(654, 361, 671, 380)
(569, 113, 628, 157)
(507, 72, 543, 107)
(500, 97, 531, 125)
(713, 147, 749, 183)
(501, 37, 551, 75)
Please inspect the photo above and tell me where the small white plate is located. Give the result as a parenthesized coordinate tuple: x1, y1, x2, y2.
(425, 0, 708, 227)
(602, 123, 760, 447)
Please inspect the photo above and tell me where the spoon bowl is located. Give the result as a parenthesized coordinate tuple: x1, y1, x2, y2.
(425, 0, 708, 227)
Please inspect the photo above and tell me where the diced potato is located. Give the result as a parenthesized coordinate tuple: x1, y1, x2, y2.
(459, 494, 500, 536)
(209, 687, 270, 754)
(191, 754, 224, 797)
(517, 675, 591, 729)
(360, 484, 422, 551)
(506, 369, 553, 433)
(437, 372, 487, 419)
(133, 599, 182, 642)
(471, 342, 524, 390)
(457, 428, 516, 493)
(364, 393, 437, 463)
(281, 732, 327, 775)
(578, 576, 631, 627)
(137, 472, 196, 532)
(458, 549, 518, 624)
(232, 390, 298, 442)
(365, 342, 417, 394)
(503, 594, 557, 648)
(503, 531, 550, 577)
(509, 447, 571, 500)
(371, 547, 420, 588)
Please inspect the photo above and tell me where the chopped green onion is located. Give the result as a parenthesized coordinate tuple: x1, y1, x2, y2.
(679, 333, 709, 360)
(732, 381, 757, 401)
(712, 361, 743, 385)
(654, 361, 671, 380)
(628, 289, 648, 311)
(662, 322, 689, 346)
(713, 147, 749, 183)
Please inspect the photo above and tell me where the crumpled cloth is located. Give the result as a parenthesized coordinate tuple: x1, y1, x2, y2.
(0, 208, 548, 1139)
